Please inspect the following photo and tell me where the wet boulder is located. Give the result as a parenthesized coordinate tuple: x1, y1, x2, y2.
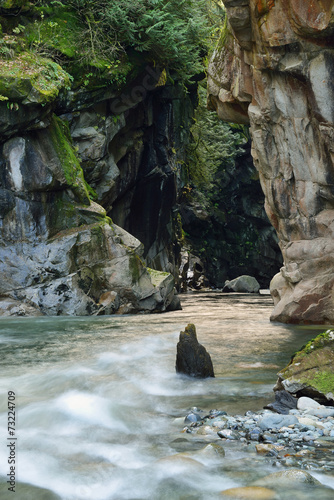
(264, 390, 298, 414)
(176, 324, 214, 378)
(223, 275, 260, 293)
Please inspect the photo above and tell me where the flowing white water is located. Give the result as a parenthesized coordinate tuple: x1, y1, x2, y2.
(0, 292, 333, 499)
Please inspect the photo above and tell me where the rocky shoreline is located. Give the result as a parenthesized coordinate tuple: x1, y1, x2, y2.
(170, 396, 334, 498)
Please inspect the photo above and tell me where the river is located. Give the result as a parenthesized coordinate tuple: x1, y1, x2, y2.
(0, 292, 333, 499)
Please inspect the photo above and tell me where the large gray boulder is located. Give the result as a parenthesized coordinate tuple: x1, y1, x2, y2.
(176, 324, 215, 378)
(223, 275, 260, 293)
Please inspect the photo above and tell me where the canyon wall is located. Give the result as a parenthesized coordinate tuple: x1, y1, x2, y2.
(0, 54, 184, 315)
(208, 0, 334, 323)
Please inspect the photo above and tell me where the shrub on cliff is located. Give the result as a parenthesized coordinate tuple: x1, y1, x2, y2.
(30, 0, 221, 82)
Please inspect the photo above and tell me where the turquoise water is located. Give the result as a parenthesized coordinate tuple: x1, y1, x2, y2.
(0, 292, 332, 499)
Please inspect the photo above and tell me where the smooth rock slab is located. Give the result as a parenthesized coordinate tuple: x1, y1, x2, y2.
(305, 408, 334, 418)
(297, 396, 324, 410)
(258, 414, 298, 430)
(251, 469, 321, 487)
(220, 486, 276, 499)
(223, 275, 260, 293)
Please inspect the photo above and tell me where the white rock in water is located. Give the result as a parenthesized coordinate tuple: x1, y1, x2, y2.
(297, 397, 323, 410)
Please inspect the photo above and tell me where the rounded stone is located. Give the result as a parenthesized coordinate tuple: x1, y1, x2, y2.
(251, 469, 321, 487)
(297, 396, 323, 410)
(218, 429, 241, 440)
(220, 486, 276, 499)
(258, 414, 298, 430)
(184, 412, 202, 424)
(196, 442, 225, 458)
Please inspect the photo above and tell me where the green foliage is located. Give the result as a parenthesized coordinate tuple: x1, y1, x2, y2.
(2, 1, 224, 87)
(25, 7, 81, 59)
(187, 84, 247, 193)
(63, 0, 222, 82)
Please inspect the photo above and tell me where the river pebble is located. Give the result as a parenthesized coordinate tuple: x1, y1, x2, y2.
(180, 400, 334, 474)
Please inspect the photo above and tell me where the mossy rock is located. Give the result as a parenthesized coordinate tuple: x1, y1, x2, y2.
(0, 52, 71, 104)
(147, 267, 171, 286)
(48, 114, 90, 204)
(276, 330, 334, 403)
(24, 9, 81, 59)
(0, 0, 25, 10)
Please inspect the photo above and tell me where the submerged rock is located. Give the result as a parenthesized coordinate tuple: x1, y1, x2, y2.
(220, 486, 276, 499)
(176, 324, 215, 378)
(251, 469, 321, 487)
(275, 330, 334, 404)
(223, 275, 260, 293)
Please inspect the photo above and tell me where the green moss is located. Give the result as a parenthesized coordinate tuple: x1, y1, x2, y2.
(0, 51, 71, 103)
(129, 254, 143, 283)
(293, 330, 334, 358)
(85, 182, 98, 201)
(147, 268, 170, 278)
(311, 372, 334, 395)
(147, 268, 171, 287)
(215, 15, 233, 54)
(48, 115, 90, 204)
(25, 10, 81, 59)
(280, 330, 334, 400)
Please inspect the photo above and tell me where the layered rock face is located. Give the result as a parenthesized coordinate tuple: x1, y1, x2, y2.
(60, 77, 195, 282)
(208, 1, 334, 323)
(0, 58, 181, 315)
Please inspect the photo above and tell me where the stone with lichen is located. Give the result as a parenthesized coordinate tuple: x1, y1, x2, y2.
(275, 330, 334, 404)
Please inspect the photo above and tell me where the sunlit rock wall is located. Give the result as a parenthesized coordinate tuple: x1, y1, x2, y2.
(208, 0, 334, 323)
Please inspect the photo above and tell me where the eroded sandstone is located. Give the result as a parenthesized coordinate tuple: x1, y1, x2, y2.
(208, 0, 334, 323)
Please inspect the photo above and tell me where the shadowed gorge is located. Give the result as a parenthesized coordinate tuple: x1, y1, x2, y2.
(0, 0, 282, 316)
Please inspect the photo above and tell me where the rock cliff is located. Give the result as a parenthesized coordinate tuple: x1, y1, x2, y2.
(208, 1, 334, 323)
(0, 6, 186, 316)
(0, 108, 180, 316)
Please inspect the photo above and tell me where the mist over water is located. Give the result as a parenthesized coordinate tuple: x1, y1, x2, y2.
(0, 292, 332, 499)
